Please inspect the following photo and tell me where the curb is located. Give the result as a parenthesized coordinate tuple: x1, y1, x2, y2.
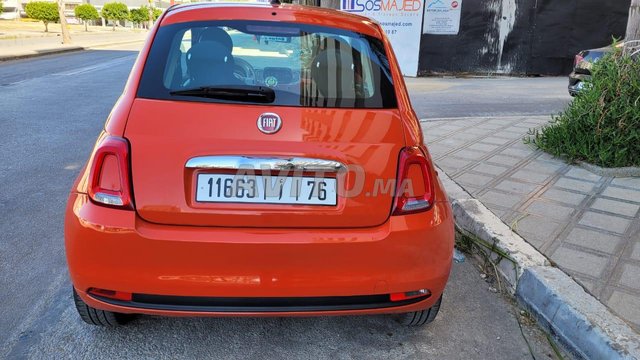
(578, 161, 640, 178)
(437, 166, 640, 359)
(0, 39, 146, 62)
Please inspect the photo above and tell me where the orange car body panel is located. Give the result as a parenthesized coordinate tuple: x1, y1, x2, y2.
(65, 2, 455, 317)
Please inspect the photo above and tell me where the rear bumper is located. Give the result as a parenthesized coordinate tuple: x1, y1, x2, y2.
(65, 193, 454, 317)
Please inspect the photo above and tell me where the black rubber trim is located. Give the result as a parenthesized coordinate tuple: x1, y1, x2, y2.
(90, 293, 430, 313)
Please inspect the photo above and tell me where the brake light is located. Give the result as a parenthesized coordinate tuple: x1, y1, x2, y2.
(87, 135, 133, 209)
(392, 147, 435, 215)
(574, 54, 584, 66)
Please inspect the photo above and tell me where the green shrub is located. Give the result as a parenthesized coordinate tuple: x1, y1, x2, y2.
(128, 6, 147, 26)
(74, 4, 99, 31)
(527, 48, 640, 168)
(101, 2, 129, 31)
(24, 1, 59, 32)
(152, 7, 162, 20)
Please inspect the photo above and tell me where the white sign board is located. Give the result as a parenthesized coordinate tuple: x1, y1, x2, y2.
(423, 0, 462, 35)
(340, 0, 425, 77)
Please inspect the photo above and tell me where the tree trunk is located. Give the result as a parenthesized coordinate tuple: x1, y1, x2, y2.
(85, 21, 88, 32)
(112, 21, 116, 31)
(625, 0, 640, 53)
(148, 0, 154, 29)
(57, 0, 72, 44)
(44, 21, 48, 32)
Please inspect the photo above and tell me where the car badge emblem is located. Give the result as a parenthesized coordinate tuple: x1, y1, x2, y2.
(257, 113, 282, 134)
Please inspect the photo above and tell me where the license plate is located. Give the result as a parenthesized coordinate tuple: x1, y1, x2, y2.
(196, 174, 337, 206)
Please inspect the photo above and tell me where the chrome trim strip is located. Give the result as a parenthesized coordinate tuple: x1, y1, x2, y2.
(185, 156, 346, 173)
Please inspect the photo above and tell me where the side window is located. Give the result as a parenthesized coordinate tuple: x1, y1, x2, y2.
(163, 29, 193, 89)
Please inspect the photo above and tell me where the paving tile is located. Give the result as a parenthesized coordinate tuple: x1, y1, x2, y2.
(535, 152, 559, 162)
(480, 137, 513, 146)
(525, 200, 574, 220)
(601, 186, 640, 204)
(565, 227, 622, 254)
(439, 138, 468, 148)
(429, 146, 454, 158)
(551, 246, 609, 277)
(540, 188, 587, 206)
(477, 123, 504, 130)
(554, 178, 597, 193)
(518, 231, 547, 249)
(578, 211, 632, 234)
(452, 149, 488, 161)
(564, 167, 603, 183)
(455, 133, 484, 141)
(471, 163, 510, 176)
(511, 169, 552, 184)
(479, 190, 522, 208)
(611, 177, 640, 189)
(630, 242, 640, 261)
(454, 173, 494, 187)
(523, 160, 565, 175)
(513, 214, 561, 239)
(467, 143, 500, 152)
(486, 154, 521, 167)
(495, 180, 539, 195)
(500, 147, 535, 158)
(438, 124, 464, 132)
(573, 276, 598, 295)
(591, 198, 640, 217)
(607, 291, 640, 327)
(619, 264, 640, 290)
(436, 157, 472, 174)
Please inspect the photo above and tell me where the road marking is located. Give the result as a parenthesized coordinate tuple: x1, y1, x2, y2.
(53, 55, 135, 77)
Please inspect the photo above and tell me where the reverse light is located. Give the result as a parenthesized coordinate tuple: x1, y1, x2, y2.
(392, 147, 435, 215)
(87, 135, 133, 209)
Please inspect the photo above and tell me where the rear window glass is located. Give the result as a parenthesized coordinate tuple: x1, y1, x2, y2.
(137, 20, 397, 108)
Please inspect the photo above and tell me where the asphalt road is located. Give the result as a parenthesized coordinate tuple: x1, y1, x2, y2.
(0, 44, 569, 359)
(406, 76, 571, 119)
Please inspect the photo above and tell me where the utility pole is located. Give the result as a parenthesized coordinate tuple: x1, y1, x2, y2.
(57, 0, 72, 44)
(625, 0, 640, 53)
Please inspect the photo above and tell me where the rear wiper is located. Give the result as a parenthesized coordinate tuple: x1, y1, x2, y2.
(170, 85, 275, 103)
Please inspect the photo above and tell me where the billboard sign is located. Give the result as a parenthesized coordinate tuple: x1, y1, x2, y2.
(341, 0, 425, 77)
(423, 0, 462, 35)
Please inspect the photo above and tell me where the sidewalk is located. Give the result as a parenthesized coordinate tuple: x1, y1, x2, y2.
(0, 24, 148, 60)
(422, 116, 640, 332)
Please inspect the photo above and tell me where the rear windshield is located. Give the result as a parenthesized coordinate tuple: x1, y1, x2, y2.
(137, 20, 397, 108)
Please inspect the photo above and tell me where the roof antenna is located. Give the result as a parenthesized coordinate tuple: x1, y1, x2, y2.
(270, 0, 281, 5)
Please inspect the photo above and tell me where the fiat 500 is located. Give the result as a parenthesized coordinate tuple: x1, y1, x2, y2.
(65, 1, 454, 327)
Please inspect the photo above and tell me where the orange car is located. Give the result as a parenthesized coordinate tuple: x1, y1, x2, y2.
(65, 1, 454, 327)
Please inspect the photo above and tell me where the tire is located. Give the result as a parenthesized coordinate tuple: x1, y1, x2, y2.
(73, 288, 134, 326)
(397, 295, 442, 327)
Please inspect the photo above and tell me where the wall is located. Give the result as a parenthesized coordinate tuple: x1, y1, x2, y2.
(418, 0, 631, 76)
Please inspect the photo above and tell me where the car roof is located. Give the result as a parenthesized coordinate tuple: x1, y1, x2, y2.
(161, 2, 383, 38)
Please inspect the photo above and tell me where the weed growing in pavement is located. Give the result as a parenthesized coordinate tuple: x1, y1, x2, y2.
(525, 45, 640, 168)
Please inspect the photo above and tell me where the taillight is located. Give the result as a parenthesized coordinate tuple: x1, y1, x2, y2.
(87, 135, 133, 209)
(574, 54, 584, 67)
(392, 147, 435, 215)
